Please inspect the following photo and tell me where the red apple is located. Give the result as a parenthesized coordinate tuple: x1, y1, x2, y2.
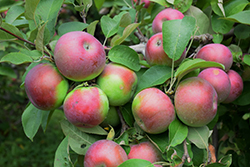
(222, 70, 243, 103)
(132, 87, 175, 134)
(63, 86, 109, 128)
(198, 67, 231, 103)
(152, 8, 184, 34)
(128, 141, 162, 167)
(145, 32, 186, 67)
(84, 139, 128, 167)
(54, 31, 106, 82)
(174, 77, 218, 127)
(97, 63, 138, 106)
(25, 63, 69, 111)
(196, 43, 233, 71)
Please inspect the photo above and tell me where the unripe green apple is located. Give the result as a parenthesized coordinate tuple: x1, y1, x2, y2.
(100, 106, 121, 127)
(132, 87, 175, 134)
(174, 77, 218, 127)
(97, 63, 138, 106)
(84, 139, 128, 167)
(25, 63, 69, 111)
(54, 31, 106, 82)
(63, 86, 109, 128)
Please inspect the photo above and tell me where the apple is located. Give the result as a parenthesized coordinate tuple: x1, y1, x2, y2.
(174, 77, 218, 127)
(128, 141, 162, 167)
(97, 63, 138, 106)
(100, 106, 121, 128)
(196, 43, 233, 71)
(84, 139, 128, 167)
(132, 87, 175, 134)
(145, 32, 186, 67)
(198, 67, 231, 103)
(53, 31, 106, 82)
(152, 8, 184, 34)
(63, 86, 109, 128)
(25, 63, 69, 111)
(133, 0, 151, 8)
(222, 70, 243, 103)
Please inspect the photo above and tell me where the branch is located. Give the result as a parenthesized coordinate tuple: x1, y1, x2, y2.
(177, 139, 191, 167)
(0, 27, 51, 57)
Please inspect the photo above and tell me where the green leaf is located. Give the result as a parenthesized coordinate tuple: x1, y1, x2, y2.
(224, 10, 250, 25)
(113, 23, 140, 46)
(150, 0, 169, 7)
(211, 15, 234, 34)
(234, 24, 250, 39)
(121, 103, 135, 127)
(0, 65, 17, 78)
(187, 126, 210, 149)
(58, 22, 88, 36)
(54, 136, 73, 167)
(168, 119, 188, 147)
(87, 20, 99, 36)
(147, 131, 169, 153)
(243, 54, 250, 66)
(68, 136, 90, 155)
(0, 52, 33, 65)
(0, 22, 24, 44)
(108, 45, 140, 71)
(162, 16, 196, 61)
(184, 5, 210, 35)
(35, 22, 47, 52)
(212, 33, 223, 43)
(5, 5, 25, 24)
(41, 110, 55, 132)
(118, 159, 155, 167)
(100, 15, 120, 38)
(77, 125, 108, 135)
(21, 103, 45, 141)
(135, 65, 171, 94)
(174, 58, 225, 83)
(174, 0, 192, 13)
(24, 0, 40, 20)
(224, 0, 250, 16)
(119, 12, 132, 28)
(94, 0, 105, 11)
(211, 0, 226, 17)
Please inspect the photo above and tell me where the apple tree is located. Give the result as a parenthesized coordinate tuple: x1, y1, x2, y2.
(1, 0, 250, 166)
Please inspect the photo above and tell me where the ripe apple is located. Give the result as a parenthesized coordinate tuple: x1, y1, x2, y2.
(54, 31, 106, 82)
(198, 67, 231, 103)
(145, 32, 186, 67)
(97, 63, 138, 106)
(133, 0, 151, 8)
(63, 86, 109, 128)
(174, 77, 218, 127)
(100, 106, 121, 127)
(196, 43, 233, 71)
(132, 87, 175, 134)
(128, 141, 162, 167)
(222, 70, 243, 103)
(25, 63, 69, 111)
(152, 8, 184, 34)
(84, 139, 128, 167)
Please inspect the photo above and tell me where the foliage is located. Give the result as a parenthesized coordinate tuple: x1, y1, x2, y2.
(1, 0, 250, 167)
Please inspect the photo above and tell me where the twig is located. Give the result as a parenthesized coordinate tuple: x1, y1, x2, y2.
(116, 106, 129, 134)
(177, 139, 191, 167)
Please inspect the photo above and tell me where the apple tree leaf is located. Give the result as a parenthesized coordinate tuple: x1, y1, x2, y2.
(0, 52, 33, 65)
(0, 65, 17, 78)
(174, 0, 192, 13)
(223, 10, 250, 25)
(24, 0, 40, 20)
(168, 119, 188, 147)
(118, 159, 155, 167)
(5, 5, 25, 24)
(224, 0, 250, 16)
(147, 131, 169, 153)
(187, 126, 210, 149)
(58, 22, 88, 36)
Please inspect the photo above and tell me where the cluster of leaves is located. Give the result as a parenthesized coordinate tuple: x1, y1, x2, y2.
(1, 0, 250, 167)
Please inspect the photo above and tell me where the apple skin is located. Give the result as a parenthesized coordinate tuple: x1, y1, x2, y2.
(198, 67, 231, 103)
(25, 63, 69, 111)
(97, 63, 138, 106)
(196, 43, 233, 71)
(134, 0, 151, 8)
(145, 32, 186, 67)
(84, 139, 128, 167)
(128, 141, 162, 167)
(152, 8, 184, 34)
(132, 88, 175, 134)
(100, 106, 121, 127)
(222, 70, 243, 103)
(63, 86, 109, 128)
(174, 77, 218, 127)
(54, 31, 106, 82)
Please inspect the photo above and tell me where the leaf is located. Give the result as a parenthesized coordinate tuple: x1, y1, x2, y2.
(121, 103, 135, 127)
(118, 159, 155, 167)
(0, 22, 24, 44)
(147, 131, 169, 153)
(174, 0, 192, 13)
(113, 23, 140, 46)
(58, 22, 88, 36)
(54, 136, 73, 167)
(21, 103, 45, 141)
(187, 126, 210, 149)
(119, 12, 132, 28)
(150, 0, 169, 7)
(234, 24, 250, 39)
(211, 15, 234, 34)
(77, 125, 108, 135)
(87, 20, 99, 36)
(168, 119, 188, 147)
(224, 0, 250, 16)
(35, 22, 47, 52)
(224, 10, 250, 25)
(174, 59, 225, 83)
(106, 126, 115, 140)
(162, 16, 196, 61)
(211, 0, 226, 17)
(41, 110, 55, 132)
(108, 45, 140, 71)
(243, 54, 250, 66)
(100, 15, 120, 38)
(135, 65, 171, 94)
(212, 33, 223, 44)
(184, 5, 210, 35)
(68, 136, 90, 155)
(0, 65, 17, 78)
(93, 0, 105, 11)
(5, 5, 25, 24)
(0, 52, 33, 65)
(24, 0, 40, 20)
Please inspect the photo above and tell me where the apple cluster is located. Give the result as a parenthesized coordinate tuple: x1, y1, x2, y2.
(24, 6, 244, 167)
